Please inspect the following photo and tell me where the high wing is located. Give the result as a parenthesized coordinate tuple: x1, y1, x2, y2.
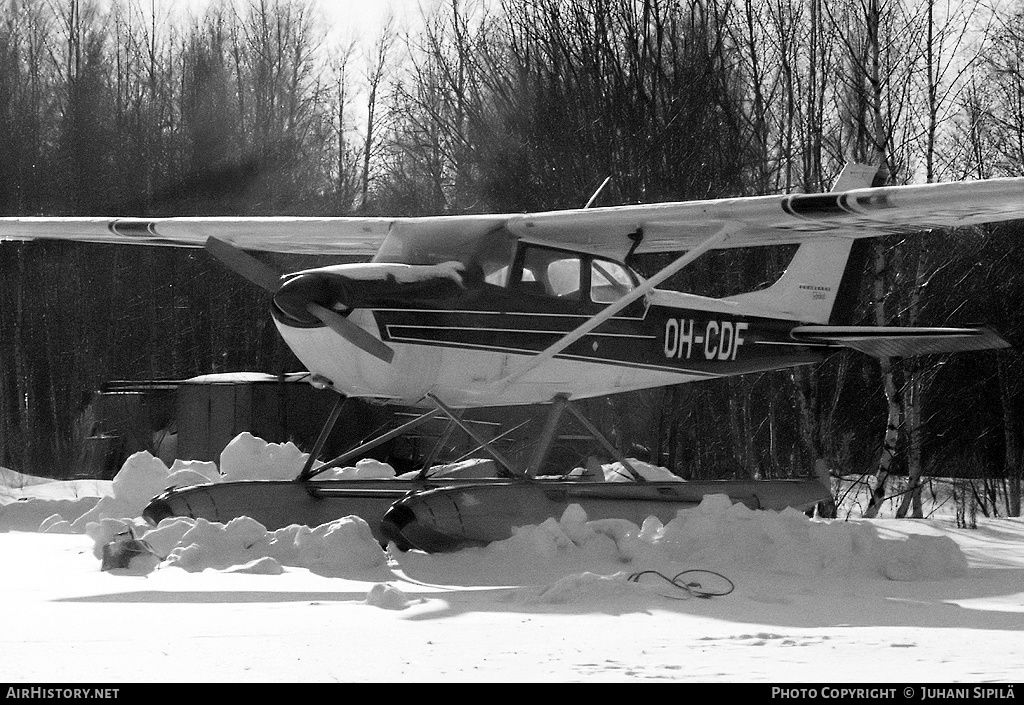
(507, 177, 1024, 257)
(0, 216, 399, 256)
(2, 176, 1023, 259)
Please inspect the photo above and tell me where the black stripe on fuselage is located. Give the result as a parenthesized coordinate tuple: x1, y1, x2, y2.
(366, 305, 826, 376)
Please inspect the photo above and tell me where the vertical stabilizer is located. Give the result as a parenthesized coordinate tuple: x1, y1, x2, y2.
(726, 238, 855, 323)
(831, 162, 882, 191)
(724, 163, 878, 324)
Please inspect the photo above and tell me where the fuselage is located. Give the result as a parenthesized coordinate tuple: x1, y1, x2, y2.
(271, 230, 830, 408)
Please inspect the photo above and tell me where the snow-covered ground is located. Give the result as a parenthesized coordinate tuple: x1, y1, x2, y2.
(1, 435, 1023, 683)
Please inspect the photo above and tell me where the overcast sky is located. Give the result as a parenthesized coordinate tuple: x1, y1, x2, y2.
(319, 0, 424, 37)
(171, 0, 436, 40)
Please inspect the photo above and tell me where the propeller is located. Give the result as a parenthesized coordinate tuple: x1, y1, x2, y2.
(204, 237, 395, 364)
(204, 236, 282, 293)
(305, 302, 395, 363)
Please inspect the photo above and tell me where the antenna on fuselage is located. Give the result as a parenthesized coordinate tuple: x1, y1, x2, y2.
(584, 176, 613, 209)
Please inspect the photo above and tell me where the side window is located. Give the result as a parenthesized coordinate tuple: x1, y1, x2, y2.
(518, 247, 582, 300)
(590, 259, 636, 303)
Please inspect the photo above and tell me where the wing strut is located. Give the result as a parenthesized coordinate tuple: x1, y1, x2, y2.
(497, 227, 729, 387)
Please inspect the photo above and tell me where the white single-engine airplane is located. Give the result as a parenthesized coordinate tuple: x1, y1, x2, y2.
(2, 164, 1022, 551)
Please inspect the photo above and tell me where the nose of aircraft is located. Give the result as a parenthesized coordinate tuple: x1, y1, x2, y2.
(272, 262, 469, 328)
(273, 271, 356, 327)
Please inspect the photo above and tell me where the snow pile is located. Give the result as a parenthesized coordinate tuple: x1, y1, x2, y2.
(484, 503, 643, 563)
(219, 432, 396, 480)
(64, 453, 215, 532)
(70, 487, 966, 583)
(364, 582, 423, 610)
(1, 432, 969, 584)
(479, 495, 967, 581)
(598, 459, 683, 482)
(219, 433, 315, 480)
(1, 434, 402, 532)
(225, 556, 286, 575)
(88, 514, 389, 577)
(1, 474, 111, 533)
(419, 458, 496, 479)
(317, 458, 397, 480)
(510, 571, 652, 604)
(561, 458, 682, 482)
(2, 496, 101, 533)
(648, 494, 967, 580)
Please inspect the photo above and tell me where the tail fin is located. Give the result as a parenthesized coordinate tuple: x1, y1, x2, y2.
(724, 164, 879, 324)
(725, 238, 854, 323)
(830, 162, 884, 191)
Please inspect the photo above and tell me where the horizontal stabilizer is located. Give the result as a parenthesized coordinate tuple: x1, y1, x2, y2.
(791, 325, 1010, 357)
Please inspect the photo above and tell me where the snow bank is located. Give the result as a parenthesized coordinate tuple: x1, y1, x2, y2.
(477, 495, 967, 581)
(364, 582, 423, 610)
(67, 480, 963, 583)
(316, 458, 397, 480)
(1, 498, 101, 533)
(219, 433, 313, 481)
(0, 434, 401, 532)
(648, 494, 968, 580)
(509, 571, 653, 604)
(219, 434, 400, 480)
(1, 469, 112, 531)
(0, 433, 969, 583)
(597, 459, 683, 482)
(68, 453, 213, 532)
(91, 514, 390, 576)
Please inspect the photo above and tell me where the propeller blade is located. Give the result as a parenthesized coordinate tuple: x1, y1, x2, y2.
(206, 236, 394, 363)
(306, 302, 395, 364)
(205, 236, 283, 292)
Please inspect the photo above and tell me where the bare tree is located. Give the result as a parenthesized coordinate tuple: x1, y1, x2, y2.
(360, 13, 396, 212)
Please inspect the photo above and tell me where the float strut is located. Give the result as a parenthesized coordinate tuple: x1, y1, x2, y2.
(297, 395, 348, 481)
(304, 408, 442, 479)
(426, 394, 522, 477)
(416, 413, 462, 480)
(526, 394, 569, 478)
(563, 403, 645, 482)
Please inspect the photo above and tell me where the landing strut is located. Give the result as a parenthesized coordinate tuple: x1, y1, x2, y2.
(297, 392, 645, 481)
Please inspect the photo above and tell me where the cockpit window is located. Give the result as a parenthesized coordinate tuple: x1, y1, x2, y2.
(517, 247, 582, 300)
(590, 259, 636, 303)
(368, 225, 641, 307)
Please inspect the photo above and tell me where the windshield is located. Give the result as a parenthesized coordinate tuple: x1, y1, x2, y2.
(373, 223, 519, 288)
(375, 223, 640, 303)
(508, 243, 639, 304)
(373, 220, 509, 266)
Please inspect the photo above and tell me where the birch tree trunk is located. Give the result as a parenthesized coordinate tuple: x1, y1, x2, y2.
(864, 245, 903, 518)
(999, 351, 1022, 516)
